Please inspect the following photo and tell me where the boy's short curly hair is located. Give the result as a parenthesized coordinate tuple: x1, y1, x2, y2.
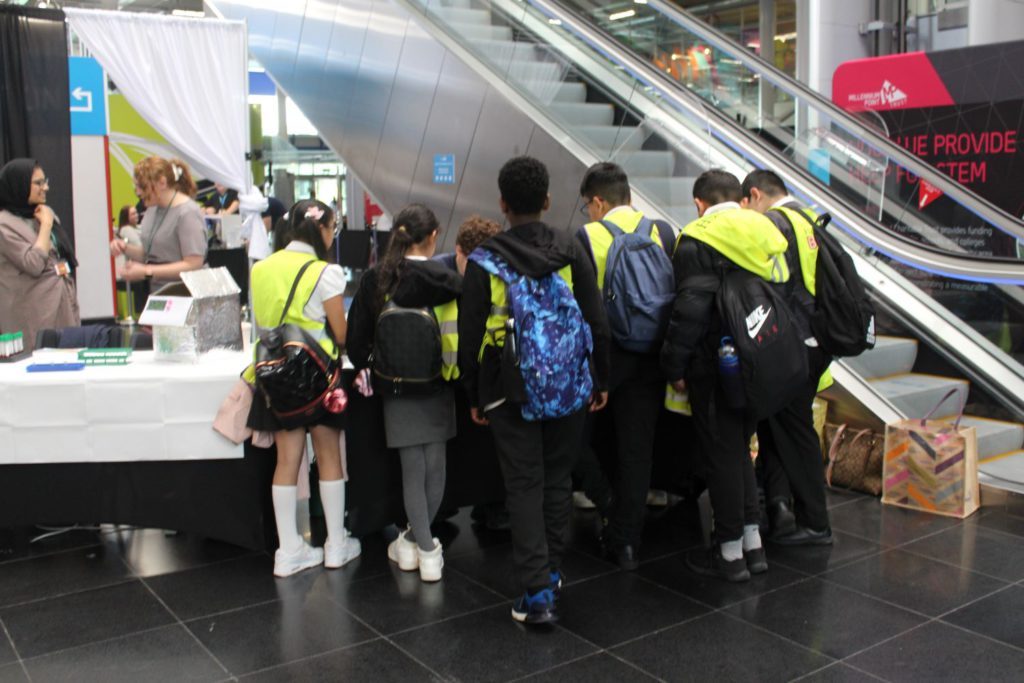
(498, 156, 549, 215)
(456, 214, 501, 253)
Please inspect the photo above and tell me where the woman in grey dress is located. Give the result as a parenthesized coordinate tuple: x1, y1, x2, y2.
(346, 204, 462, 582)
(0, 158, 80, 352)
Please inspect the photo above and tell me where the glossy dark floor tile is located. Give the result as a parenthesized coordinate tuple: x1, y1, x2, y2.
(446, 544, 616, 599)
(612, 611, 833, 682)
(1, 581, 174, 659)
(556, 572, 708, 647)
(0, 527, 102, 565)
(104, 528, 256, 578)
(825, 488, 871, 510)
(186, 594, 376, 675)
(795, 662, 884, 682)
(0, 625, 15, 666)
(0, 546, 131, 609)
(145, 553, 282, 620)
(726, 577, 925, 659)
(636, 549, 807, 609)
(391, 604, 597, 682)
(22, 624, 225, 683)
(943, 584, 1024, 650)
(323, 532, 401, 584)
(522, 652, 659, 682)
(239, 638, 440, 682)
(331, 566, 504, 635)
(822, 549, 1008, 616)
(969, 509, 1024, 539)
(0, 663, 27, 683)
(828, 498, 961, 547)
(847, 620, 1024, 682)
(902, 523, 1024, 582)
(767, 529, 883, 576)
(432, 511, 514, 560)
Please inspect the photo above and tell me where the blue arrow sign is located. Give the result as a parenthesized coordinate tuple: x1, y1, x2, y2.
(68, 57, 107, 136)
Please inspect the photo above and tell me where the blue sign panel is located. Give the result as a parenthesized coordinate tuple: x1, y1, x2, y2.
(433, 154, 455, 185)
(68, 57, 107, 136)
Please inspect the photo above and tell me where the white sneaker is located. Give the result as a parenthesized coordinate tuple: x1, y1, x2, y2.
(273, 542, 324, 577)
(324, 535, 362, 569)
(387, 528, 419, 571)
(573, 491, 596, 510)
(418, 539, 443, 582)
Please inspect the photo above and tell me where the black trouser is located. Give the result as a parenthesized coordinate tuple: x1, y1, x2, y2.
(487, 402, 586, 592)
(688, 371, 759, 543)
(573, 417, 613, 515)
(757, 349, 831, 531)
(756, 426, 792, 504)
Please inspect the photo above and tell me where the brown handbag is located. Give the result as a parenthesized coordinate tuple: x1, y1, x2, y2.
(824, 423, 884, 496)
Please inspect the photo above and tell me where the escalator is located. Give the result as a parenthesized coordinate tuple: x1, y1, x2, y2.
(209, 0, 1024, 493)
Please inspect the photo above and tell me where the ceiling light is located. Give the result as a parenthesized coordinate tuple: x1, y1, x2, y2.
(609, 9, 636, 20)
(171, 10, 205, 18)
(634, 0, 649, 4)
(549, 18, 562, 25)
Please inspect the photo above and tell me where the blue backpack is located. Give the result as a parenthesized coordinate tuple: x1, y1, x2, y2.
(599, 217, 676, 353)
(470, 249, 594, 421)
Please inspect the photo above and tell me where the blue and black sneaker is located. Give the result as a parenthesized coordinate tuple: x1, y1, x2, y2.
(549, 570, 564, 599)
(511, 587, 558, 624)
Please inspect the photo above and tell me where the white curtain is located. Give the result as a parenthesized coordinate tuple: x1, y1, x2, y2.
(65, 9, 270, 259)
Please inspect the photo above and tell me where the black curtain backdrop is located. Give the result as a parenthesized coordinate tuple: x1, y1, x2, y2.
(0, 6, 74, 243)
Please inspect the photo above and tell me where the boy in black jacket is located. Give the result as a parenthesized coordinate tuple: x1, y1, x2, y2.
(459, 156, 610, 624)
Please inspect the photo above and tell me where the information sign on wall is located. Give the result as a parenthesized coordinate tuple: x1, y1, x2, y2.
(68, 56, 107, 136)
(433, 154, 455, 185)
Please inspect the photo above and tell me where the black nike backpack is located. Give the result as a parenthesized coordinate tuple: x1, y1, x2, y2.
(717, 268, 809, 420)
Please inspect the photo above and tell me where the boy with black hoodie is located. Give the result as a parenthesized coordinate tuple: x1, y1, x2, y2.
(459, 156, 610, 624)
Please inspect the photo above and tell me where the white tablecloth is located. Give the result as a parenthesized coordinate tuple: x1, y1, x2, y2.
(0, 350, 248, 464)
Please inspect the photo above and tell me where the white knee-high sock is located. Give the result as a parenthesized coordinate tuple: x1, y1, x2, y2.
(319, 478, 347, 545)
(272, 485, 303, 554)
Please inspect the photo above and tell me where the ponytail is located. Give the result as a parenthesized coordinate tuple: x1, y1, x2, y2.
(168, 158, 197, 197)
(375, 203, 439, 311)
(286, 199, 334, 260)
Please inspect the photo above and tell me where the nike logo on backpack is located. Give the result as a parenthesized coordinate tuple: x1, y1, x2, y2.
(746, 305, 771, 338)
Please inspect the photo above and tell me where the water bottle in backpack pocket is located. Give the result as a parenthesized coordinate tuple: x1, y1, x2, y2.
(717, 336, 746, 410)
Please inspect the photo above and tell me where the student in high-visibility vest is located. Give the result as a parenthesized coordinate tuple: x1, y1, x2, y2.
(574, 161, 673, 571)
(346, 204, 461, 583)
(249, 199, 361, 578)
(459, 156, 610, 625)
(742, 169, 834, 546)
(661, 170, 792, 583)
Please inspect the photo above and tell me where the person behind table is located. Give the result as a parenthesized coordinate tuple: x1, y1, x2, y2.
(248, 199, 361, 577)
(459, 156, 610, 624)
(203, 182, 239, 215)
(0, 158, 80, 352)
(742, 168, 833, 546)
(109, 157, 206, 291)
(117, 204, 142, 248)
(346, 204, 462, 583)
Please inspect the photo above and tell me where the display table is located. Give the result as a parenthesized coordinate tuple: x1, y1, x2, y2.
(0, 350, 247, 464)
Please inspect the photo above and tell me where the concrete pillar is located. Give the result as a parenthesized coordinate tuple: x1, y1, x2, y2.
(968, 0, 1024, 46)
(796, 0, 874, 100)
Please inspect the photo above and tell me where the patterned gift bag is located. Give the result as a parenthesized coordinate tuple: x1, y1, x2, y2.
(882, 388, 979, 518)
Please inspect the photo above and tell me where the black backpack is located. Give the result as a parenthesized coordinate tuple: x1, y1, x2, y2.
(371, 301, 443, 396)
(787, 211, 877, 358)
(716, 268, 809, 420)
(254, 261, 341, 429)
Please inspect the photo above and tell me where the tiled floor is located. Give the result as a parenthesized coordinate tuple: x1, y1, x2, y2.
(2, 489, 1024, 682)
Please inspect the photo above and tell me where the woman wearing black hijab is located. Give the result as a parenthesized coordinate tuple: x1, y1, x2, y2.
(0, 158, 80, 352)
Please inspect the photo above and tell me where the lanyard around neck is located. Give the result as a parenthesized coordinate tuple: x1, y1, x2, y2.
(143, 191, 178, 261)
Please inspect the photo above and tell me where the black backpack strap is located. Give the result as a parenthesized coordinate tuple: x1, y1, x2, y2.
(650, 219, 676, 257)
(277, 260, 318, 327)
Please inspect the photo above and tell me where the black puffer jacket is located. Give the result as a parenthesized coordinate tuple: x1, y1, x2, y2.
(347, 259, 462, 370)
(458, 221, 610, 409)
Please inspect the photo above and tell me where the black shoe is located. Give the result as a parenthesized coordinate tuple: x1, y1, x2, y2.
(686, 547, 750, 583)
(607, 544, 639, 571)
(744, 546, 768, 574)
(768, 499, 797, 538)
(772, 526, 833, 546)
(485, 506, 511, 532)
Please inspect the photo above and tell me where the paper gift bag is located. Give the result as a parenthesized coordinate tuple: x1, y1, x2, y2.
(882, 389, 979, 518)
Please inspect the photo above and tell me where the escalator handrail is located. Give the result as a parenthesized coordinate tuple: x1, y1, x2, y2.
(504, 0, 1024, 283)
(556, 0, 1024, 241)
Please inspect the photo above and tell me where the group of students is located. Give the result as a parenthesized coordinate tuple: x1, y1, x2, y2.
(250, 155, 834, 627)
